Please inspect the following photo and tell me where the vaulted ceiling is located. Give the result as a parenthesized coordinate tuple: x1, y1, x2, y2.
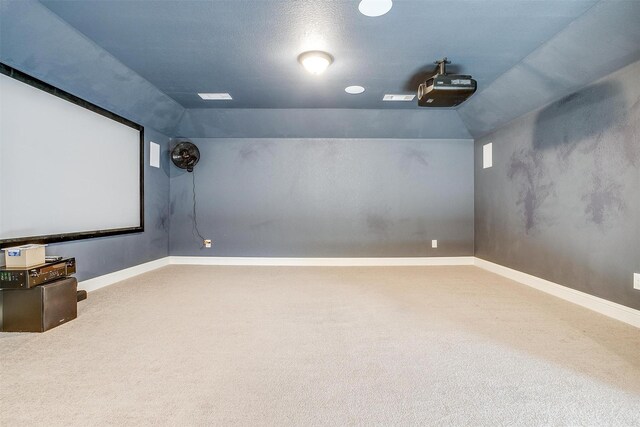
(2, 0, 639, 138)
(38, 0, 599, 110)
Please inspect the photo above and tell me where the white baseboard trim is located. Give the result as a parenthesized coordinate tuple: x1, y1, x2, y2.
(474, 257, 640, 328)
(79, 257, 171, 292)
(78, 256, 474, 292)
(169, 256, 475, 266)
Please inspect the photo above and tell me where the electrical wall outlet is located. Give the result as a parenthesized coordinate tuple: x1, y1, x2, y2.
(431, 240, 438, 248)
(204, 239, 212, 248)
(634, 273, 640, 290)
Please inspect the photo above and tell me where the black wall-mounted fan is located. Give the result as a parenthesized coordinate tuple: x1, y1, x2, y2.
(171, 141, 200, 172)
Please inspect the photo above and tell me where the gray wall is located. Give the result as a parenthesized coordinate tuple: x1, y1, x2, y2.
(170, 138, 474, 257)
(0, 1, 174, 282)
(458, 0, 640, 139)
(475, 60, 640, 310)
(177, 109, 471, 139)
(0, 1, 184, 135)
(47, 129, 170, 281)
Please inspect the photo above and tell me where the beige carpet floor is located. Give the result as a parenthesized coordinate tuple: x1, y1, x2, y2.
(1, 265, 639, 426)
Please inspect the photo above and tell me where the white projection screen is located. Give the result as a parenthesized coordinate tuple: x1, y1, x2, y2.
(0, 64, 143, 247)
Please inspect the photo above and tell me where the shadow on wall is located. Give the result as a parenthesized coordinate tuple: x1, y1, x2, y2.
(533, 81, 626, 157)
(507, 148, 556, 234)
(505, 81, 630, 233)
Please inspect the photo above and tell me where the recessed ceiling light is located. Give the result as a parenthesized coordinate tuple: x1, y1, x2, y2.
(383, 94, 415, 101)
(359, 0, 393, 17)
(198, 93, 232, 100)
(345, 85, 365, 94)
(298, 51, 333, 75)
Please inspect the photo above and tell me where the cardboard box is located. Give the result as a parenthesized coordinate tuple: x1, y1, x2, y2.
(2, 244, 46, 268)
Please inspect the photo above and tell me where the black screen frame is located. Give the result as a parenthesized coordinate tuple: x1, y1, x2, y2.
(0, 63, 145, 248)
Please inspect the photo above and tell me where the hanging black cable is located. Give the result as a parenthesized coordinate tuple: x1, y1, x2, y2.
(191, 170, 206, 247)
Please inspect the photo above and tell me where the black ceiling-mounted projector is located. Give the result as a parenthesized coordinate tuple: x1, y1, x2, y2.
(417, 58, 477, 108)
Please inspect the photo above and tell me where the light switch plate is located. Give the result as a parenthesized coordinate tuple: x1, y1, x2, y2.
(634, 273, 640, 290)
(432, 240, 438, 248)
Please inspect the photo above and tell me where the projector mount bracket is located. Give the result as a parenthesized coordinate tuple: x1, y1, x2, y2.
(434, 57, 451, 76)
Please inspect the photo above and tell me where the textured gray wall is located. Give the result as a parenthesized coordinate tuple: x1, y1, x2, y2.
(170, 138, 474, 257)
(0, 2, 173, 281)
(475, 60, 640, 309)
(0, 1, 185, 135)
(46, 129, 171, 281)
(459, 0, 640, 138)
(176, 109, 471, 139)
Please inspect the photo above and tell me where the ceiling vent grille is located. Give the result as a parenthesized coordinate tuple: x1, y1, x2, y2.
(383, 94, 415, 101)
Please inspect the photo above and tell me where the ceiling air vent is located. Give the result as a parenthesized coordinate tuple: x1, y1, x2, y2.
(383, 94, 416, 101)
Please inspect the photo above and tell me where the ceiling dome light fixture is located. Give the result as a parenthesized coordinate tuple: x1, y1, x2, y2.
(358, 0, 393, 17)
(298, 51, 333, 75)
(345, 85, 365, 94)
